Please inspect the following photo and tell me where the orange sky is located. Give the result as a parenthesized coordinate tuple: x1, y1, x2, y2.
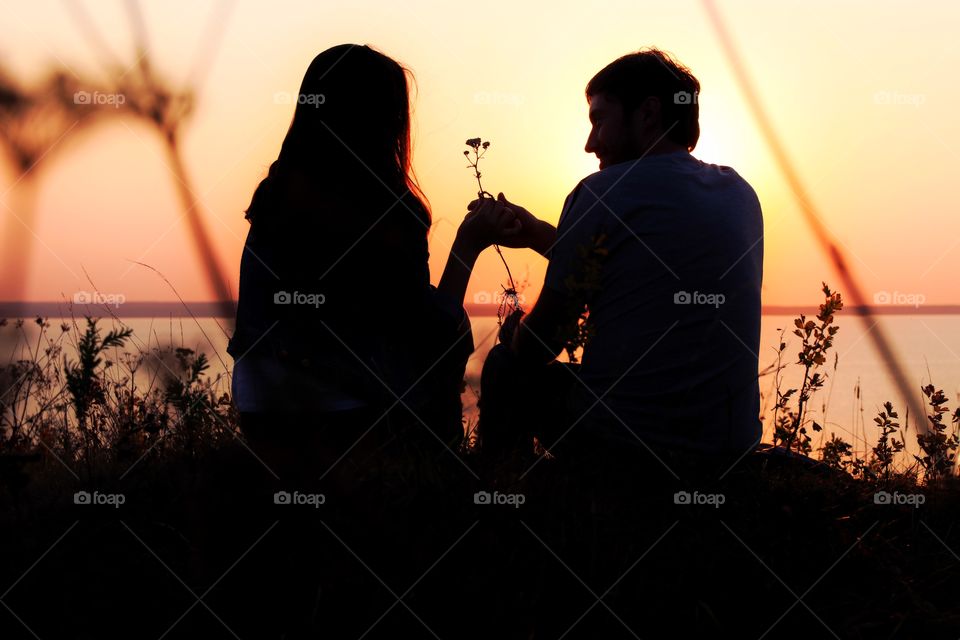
(1, 0, 958, 308)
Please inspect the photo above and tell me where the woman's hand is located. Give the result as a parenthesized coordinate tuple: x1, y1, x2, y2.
(467, 193, 556, 256)
(456, 194, 522, 254)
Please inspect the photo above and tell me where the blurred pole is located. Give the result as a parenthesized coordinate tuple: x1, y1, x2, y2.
(701, 0, 928, 434)
(0, 180, 38, 302)
(162, 133, 236, 324)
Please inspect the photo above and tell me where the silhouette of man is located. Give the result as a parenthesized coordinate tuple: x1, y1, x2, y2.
(475, 48, 763, 462)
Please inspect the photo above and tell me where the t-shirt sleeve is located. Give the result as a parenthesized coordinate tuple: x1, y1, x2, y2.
(543, 181, 601, 295)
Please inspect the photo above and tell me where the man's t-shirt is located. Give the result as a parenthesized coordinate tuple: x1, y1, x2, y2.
(543, 150, 764, 456)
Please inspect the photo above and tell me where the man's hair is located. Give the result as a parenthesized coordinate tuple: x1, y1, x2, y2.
(586, 48, 700, 151)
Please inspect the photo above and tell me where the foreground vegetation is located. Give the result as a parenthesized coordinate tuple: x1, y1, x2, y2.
(1, 286, 959, 638)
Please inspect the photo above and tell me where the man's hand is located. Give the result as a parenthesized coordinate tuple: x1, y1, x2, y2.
(467, 193, 556, 257)
(456, 195, 521, 255)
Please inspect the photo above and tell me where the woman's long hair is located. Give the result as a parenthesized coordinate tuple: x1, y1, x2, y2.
(244, 44, 430, 229)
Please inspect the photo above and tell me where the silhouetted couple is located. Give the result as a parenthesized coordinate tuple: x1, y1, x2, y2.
(227, 43, 764, 475)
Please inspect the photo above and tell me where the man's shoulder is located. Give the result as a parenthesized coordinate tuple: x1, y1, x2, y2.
(585, 153, 759, 207)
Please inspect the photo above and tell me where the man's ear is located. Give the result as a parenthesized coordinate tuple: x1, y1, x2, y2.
(633, 95, 662, 130)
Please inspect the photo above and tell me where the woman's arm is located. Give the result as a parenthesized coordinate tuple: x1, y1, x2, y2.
(437, 234, 482, 307)
(437, 201, 521, 306)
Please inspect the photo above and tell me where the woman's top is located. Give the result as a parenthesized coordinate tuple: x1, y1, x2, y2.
(226, 170, 473, 416)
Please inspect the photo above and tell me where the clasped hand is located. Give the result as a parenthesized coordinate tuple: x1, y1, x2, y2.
(457, 192, 540, 253)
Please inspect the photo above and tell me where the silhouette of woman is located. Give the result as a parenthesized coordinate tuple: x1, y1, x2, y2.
(227, 44, 516, 475)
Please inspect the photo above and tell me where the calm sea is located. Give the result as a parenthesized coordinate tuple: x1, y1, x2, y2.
(4, 314, 959, 461)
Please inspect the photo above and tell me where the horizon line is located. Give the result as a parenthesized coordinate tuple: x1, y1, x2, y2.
(0, 301, 955, 318)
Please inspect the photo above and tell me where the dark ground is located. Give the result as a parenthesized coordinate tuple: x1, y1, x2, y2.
(2, 427, 960, 640)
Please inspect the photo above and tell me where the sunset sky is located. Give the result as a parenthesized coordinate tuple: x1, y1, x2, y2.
(0, 0, 957, 308)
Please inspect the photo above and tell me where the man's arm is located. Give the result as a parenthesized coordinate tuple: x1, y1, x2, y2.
(524, 218, 557, 260)
(510, 285, 574, 365)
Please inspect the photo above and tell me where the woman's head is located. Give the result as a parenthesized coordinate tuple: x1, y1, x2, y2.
(246, 44, 428, 225)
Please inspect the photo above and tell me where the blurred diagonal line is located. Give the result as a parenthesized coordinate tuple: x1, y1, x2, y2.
(60, 0, 124, 71)
(580, 180, 681, 280)
(60, 1, 255, 294)
(701, 0, 928, 434)
(124, 519, 276, 640)
(760, 124, 891, 283)
(110, 120, 234, 314)
(54, 3, 238, 319)
(186, 0, 237, 91)
(322, 519, 477, 640)
(124, 0, 152, 78)
(1, 520, 79, 600)
(518, 321, 681, 481)
(113, 121, 237, 316)
(520, 520, 651, 640)
(60, 0, 183, 106)
(544, 122, 679, 259)
(115, 118, 281, 283)
(319, 320, 479, 480)
(835, 318, 880, 362)
(721, 519, 876, 639)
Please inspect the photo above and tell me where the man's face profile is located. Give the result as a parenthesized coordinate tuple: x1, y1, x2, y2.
(584, 93, 632, 170)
